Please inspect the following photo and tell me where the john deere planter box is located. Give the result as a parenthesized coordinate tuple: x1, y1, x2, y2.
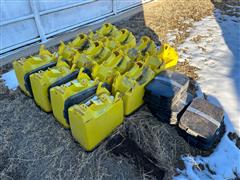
(13, 46, 56, 97)
(127, 36, 157, 61)
(50, 69, 98, 128)
(72, 41, 112, 71)
(68, 84, 124, 151)
(91, 50, 133, 85)
(83, 41, 112, 65)
(89, 23, 119, 40)
(68, 33, 90, 50)
(114, 29, 136, 52)
(157, 44, 178, 71)
(112, 62, 155, 115)
(30, 60, 78, 112)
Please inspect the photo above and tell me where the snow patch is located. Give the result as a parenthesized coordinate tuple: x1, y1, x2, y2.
(175, 96, 240, 179)
(1, 70, 19, 90)
(176, 10, 240, 134)
(172, 8, 240, 180)
(175, 117, 240, 180)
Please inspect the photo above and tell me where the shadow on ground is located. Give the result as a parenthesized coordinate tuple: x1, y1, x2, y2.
(212, 0, 240, 109)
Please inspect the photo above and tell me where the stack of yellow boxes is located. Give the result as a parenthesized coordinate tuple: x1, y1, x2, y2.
(13, 23, 178, 151)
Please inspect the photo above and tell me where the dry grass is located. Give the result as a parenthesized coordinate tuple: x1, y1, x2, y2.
(175, 61, 199, 80)
(114, 0, 214, 47)
(0, 80, 139, 179)
(114, 0, 214, 80)
(115, 106, 212, 178)
(190, 35, 208, 43)
(142, 0, 214, 45)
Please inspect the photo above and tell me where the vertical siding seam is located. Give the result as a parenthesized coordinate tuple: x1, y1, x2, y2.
(113, 0, 117, 15)
(29, 0, 47, 42)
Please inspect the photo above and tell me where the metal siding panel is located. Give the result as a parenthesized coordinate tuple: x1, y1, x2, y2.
(41, 0, 113, 34)
(1, 0, 150, 54)
(0, 19, 39, 50)
(116, 0, 142, 11)
(36, 0, 84, 11)
(0, 0, 32, 22)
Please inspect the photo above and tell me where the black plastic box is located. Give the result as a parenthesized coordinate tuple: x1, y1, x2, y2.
(144, 70, 190, 124)
(178, 97, 225, 150)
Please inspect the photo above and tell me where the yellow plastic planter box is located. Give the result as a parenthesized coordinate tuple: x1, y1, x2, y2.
(127, 36, 157, 61)
(50, 70, 98, 128)
(158, 44, 178, 71)
(96, 23, 119, 38)
(88, 23, 119, 40)
(68, 84, 124, 151)
(84, 41, 112, 65)
(72, 41, 113, 73)
(112, 64, 155, 115)
(91, 50, 133, 84)
(30, 60, 78, 112)
(13, 45, 56, 97)
(101, 37, 120, 50)
(103, 50, 132, 74)
(144, 54, 163, 74)
(68, 33, 89, 50)
(135, 43, 178, 74)
(57, 42, 77, 62)
(115, 29, 136, 52)
(136, 36, 157, 56)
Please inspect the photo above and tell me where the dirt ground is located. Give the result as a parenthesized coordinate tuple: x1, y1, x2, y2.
(0, 0, 225, 179)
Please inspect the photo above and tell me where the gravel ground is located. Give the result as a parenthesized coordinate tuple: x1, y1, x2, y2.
(0, 0, 218, 179)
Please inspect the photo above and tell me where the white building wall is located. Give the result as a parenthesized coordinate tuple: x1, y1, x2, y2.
(0, 0, 148, 55)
